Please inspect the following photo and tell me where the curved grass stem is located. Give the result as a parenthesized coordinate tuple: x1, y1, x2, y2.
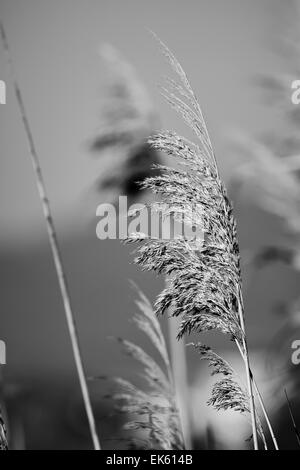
(237, 302, 259, 450)
(235, 338, 279, 450)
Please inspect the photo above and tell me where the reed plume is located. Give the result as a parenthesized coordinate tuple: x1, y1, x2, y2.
(193, 344, 266, 447)
(101, 286, 184, 450)
(126, 36, 278, 449)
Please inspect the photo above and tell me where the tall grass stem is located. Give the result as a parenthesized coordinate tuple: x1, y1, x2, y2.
(235, 338, 279, 449)
(167, 315, 192, 449)
(0, 20, 101, 451)
(237, 300, 258, 449)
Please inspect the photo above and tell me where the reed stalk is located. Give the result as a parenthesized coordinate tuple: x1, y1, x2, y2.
(0, 20, 100, 450)
(127, 36, 279, 450)
(167, 314, 192, 449)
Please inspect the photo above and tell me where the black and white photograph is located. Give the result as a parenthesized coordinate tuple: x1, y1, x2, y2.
(0, 0, 300, 454)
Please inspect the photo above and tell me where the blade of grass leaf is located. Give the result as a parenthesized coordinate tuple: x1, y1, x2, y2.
(284, 388, 300, 448)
